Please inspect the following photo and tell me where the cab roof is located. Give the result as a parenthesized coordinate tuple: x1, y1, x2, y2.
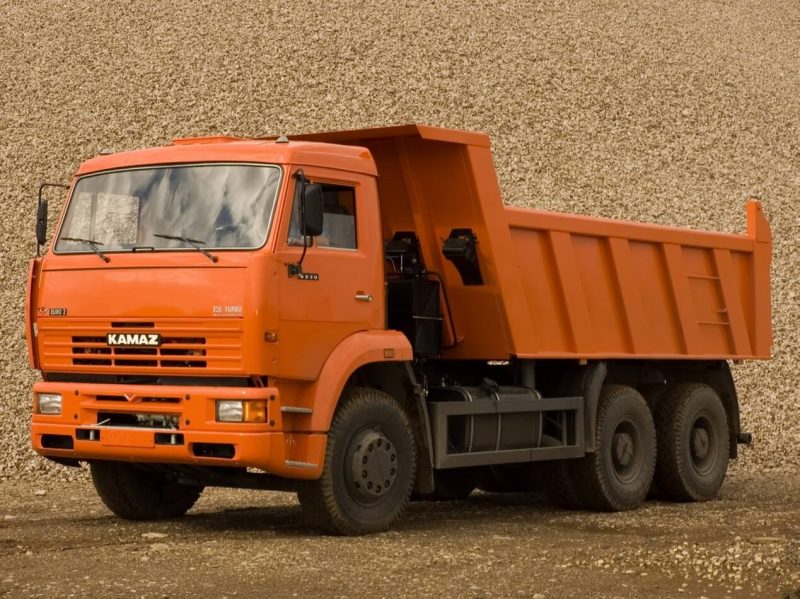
(75, 124, 490, 178)
(76, 138, 378, 177)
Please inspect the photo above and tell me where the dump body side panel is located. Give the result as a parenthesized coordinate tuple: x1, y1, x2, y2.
(507, 201, 771, 359)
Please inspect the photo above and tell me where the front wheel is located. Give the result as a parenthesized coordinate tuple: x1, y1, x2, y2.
(571, 385, 656, 511)
(90, 461, 203, 520)
(298, 387, 417, 535)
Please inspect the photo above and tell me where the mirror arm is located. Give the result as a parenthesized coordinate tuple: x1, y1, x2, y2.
(36, 182, 69, 257)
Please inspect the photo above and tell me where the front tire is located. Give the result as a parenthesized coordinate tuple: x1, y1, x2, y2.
(572, 385, 656, 511)
(654, 383, 729, 502)
(298, 387, 417, 535)
(90, 461, 203, 520)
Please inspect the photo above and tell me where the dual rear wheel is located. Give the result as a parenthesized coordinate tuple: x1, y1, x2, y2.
(543, 383, 729, 511)
(570, 384, 657, 511)
(654, 383, 729, 502)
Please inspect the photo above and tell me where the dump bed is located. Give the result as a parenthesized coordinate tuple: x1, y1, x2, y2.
(290, 125, 771, 361)
(505, 202, 771, 359)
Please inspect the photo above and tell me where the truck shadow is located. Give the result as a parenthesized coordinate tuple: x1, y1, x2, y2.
(182, 503, 313, 536)
(403, 491, 560, 529)
(179, 491, 561, 537)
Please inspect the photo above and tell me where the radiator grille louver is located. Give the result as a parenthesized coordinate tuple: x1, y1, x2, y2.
(72, 335, 207, 368)
(39, 319, 242, 374)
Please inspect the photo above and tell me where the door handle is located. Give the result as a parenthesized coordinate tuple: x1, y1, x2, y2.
(354, 292, 373, 302)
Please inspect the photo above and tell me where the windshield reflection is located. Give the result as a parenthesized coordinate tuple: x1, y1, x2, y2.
(55, 164, 282, 253)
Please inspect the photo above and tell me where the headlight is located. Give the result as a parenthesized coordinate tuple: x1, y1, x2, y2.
(215, 400, 267, 423)
(216, 400, 243, 422)
(36, 393, 62, 415)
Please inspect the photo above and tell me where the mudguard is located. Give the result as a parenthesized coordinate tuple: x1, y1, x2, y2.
(301, 330, 414, 433)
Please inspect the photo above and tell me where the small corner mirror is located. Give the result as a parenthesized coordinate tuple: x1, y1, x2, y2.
(36, 199, 48, 247)
(302, 183, 324, 237)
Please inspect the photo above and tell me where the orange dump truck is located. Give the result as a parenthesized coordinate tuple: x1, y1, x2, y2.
(26, 125, 771, 534)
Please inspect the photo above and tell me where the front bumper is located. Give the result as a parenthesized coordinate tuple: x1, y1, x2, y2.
(31, 381, 325, 479)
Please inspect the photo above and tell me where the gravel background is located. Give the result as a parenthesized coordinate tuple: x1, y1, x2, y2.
(0, 0, 798, 479)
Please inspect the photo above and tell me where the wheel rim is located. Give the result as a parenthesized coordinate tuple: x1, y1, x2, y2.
(346, 427, 398, 505)
(610, 419, 643, 484)
(689, 413, 718, 475)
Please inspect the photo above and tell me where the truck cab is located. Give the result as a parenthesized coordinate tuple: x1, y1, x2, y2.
(29, 135, 402, 477)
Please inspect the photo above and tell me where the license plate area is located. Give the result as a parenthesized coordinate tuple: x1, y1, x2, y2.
(100, 429, 155, 448)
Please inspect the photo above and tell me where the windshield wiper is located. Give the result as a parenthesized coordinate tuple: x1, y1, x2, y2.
(60, 237, 110, 263)
(153, 233, 218, 263)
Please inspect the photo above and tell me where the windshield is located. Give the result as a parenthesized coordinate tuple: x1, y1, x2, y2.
(55, 164, 282, 254)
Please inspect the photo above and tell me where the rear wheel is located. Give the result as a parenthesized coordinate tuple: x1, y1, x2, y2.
(298, 387, 416, 535)
(90, 461, 203, 520)
(654, 383, 729, 502)
(572, 385, 656, 511)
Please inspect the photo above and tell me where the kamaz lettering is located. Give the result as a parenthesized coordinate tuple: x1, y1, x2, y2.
(106, 333, 161, 347)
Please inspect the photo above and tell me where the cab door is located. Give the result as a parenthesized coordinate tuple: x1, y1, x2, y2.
(272, 168, 384, 380)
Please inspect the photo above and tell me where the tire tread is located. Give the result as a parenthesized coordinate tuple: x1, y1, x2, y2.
(654, 383, 729, 502)
(571, 385, 656, 511)
(300, 387, 416, 535)
(91, 461, 202, 520)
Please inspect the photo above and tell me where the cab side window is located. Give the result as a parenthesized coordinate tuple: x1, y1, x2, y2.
(288, 182, 357, 249)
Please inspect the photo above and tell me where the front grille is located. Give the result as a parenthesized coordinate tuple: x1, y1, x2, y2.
(72, 336, 112, 365)
(39, 318, 243, 374)
(72, 336, 207, 368)
(160, 337, 207, 367)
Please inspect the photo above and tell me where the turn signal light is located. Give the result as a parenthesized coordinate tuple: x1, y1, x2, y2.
(215, 400, 267, 423)
(243, 401, 267, 423)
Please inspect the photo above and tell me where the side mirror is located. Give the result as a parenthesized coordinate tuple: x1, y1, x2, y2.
(36, 199, 48, 248)
(36, 182, 69, 256)
(302, 183, 324, 237)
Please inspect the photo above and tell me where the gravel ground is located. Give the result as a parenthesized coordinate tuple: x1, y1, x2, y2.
(0, 2, 797, 475)
(1, 472, 799, 598)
